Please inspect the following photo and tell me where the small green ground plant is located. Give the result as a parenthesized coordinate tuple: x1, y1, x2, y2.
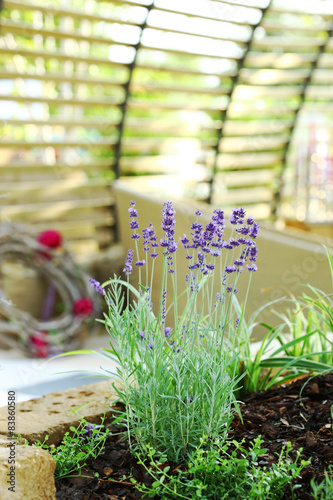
(310, 466, 333, 500)
(30, 416, 109, 479)
(133, 436, 309, 500)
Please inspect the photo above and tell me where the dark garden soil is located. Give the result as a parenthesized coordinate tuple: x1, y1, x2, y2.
(55, 372, 333, 500)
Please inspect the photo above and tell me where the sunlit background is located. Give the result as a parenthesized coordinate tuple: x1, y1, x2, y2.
(1, 0, 333, 256)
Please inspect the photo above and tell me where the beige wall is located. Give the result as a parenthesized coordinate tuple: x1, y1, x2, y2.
(113, 178, 333, 341)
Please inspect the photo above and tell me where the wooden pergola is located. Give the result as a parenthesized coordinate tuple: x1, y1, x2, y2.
(0, 0, 332, 255)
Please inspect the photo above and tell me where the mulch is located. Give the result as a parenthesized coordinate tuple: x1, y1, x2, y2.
(55, 372, 333, 499)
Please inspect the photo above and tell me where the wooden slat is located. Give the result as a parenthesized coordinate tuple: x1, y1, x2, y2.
(227, 103, 297, 118)
(2, 0, 141, 27)
(130, 81, 230, 95)
(215, 151, 282, 169)
(128, 99, 224, 112)
(2, 118, 119, 129)
(212, 186, 273, 204)
(115, 0, 259, 10)
(146, 20, 247, 45)
(0, 159, 113, 170)
(0, 47, 129, 69)
(318, 53, 333, 68)
(0, 19, 137, 48)
(312, 69, 333, 83)
(301, 102, 333, 113)
(98, 0, 150, 8)
(245, 52, 316, 68)
(0, 94, 121, 108)
(307, 86, 333, 98)
(2, 180, 113, 204)
(153, 3, 259, 28)
(136, 61, 236, 78)
(34, 216, 114, 232)
(120, 156, 189, 173)
(233, 85, 302, 98)
(240, 68, 310, 84)
(326, 38, 333, 50)
(140, 43, 241, 62)
(122, 137, 217, 151)
(0, 139, 116, 148)
(0, 177, 112, 192)
(223, 120, 292, 136)
(215, 169, 276, 187)
(120, 154, 207, 170)
(270, 4, 333, 16)
(0, 70, 124, 89)
(219, 134, 288, 153)
(125, 117, 207, 133)
(252, 36, 326, 49)
(262, 19, 330, 33)
(1, 197, 114, 218)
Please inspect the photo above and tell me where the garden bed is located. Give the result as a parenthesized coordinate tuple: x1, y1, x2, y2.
(55, 371, 333, 500)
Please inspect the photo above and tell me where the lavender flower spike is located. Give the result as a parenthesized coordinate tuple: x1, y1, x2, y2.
(123, 249, 134, 275)
(89, 278, 105, 295)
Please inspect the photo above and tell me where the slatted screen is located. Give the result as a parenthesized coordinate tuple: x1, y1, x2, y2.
(1, 0, 333, 255)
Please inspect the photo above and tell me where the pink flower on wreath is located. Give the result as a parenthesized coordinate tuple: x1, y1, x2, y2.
(73, 297, 94, 317)
(37, 230, 63, 259)
(30, 331, 48, 358)
(37, 230, 62, 248)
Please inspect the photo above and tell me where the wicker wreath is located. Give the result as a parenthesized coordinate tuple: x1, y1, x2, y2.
(0, 222, 98, 357)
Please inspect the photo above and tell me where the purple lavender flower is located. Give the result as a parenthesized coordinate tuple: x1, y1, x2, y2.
(148, 342, 153, 349)
(164, 327, 172, 338)
(161, 202, 176, 237)
(180, 234, 190, 248)
(230, 207, 246, 225)
(246, 264, 257, 272)
(161, 202, 178, 273)
(146, 222, 159, 258)
(123, 249, 134, 275)
(195, 210, 202, 216)
(85, 423, 101, 438)
(249, 223, 260, 239)
(139, 331, 144, 339)
(225, 265, 236, 274)
(249, 246, 258, 262)
(236, 226, 250, 236)
(128, 200, 140, 239)
(89, 278, 105, 295)
(161, 288, 167, 324)
(235, 317, 240, 329)
(128, 207, 138, 218)
(135, 260, 145, 267)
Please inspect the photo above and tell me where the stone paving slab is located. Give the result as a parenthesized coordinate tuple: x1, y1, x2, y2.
(0, 379, 123, 446)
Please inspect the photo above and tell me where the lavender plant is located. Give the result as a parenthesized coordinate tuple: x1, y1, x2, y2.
(92, 201, 259, 462)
